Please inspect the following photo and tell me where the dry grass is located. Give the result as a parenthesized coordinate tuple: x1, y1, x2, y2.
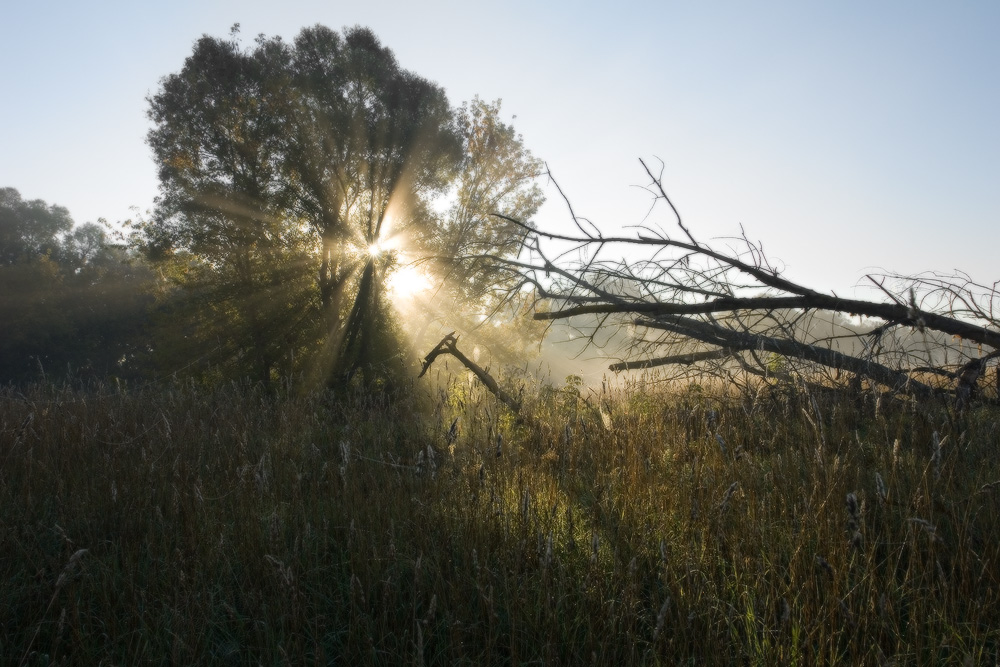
(2, 374, 1000, 665)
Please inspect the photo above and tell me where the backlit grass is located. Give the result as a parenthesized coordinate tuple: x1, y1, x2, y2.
(2, 375, 999, 664)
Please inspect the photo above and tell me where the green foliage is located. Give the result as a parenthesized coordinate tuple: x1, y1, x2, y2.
(4, 380, 999, 664)
(142, 26, 471, 388)
(0, 189, 155, 384)
(402, 97, 547, 363)
(141, 27, 544, 389)
(0, 187, 73, 265)
(766, 351, 789, 376)
(429, 97, 544, 303)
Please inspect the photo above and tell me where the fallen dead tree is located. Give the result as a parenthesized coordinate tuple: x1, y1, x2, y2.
(464, 161, 1000, 405)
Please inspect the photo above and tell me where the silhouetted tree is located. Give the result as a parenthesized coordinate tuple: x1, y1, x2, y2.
(143, 26, 543, 389)
(143, 25, 466, 388)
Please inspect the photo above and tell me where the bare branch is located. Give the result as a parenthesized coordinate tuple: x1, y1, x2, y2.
(419, 332, 522, 415)
(636, 315, 938, 399)
(639, 157, 698, 247)
(460, 165, 999, 406)
(608, 348, 740, 371)
(534, 293, 1000, 349)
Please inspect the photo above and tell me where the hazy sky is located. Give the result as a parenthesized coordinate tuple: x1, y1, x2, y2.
(2, 1, 997, 295)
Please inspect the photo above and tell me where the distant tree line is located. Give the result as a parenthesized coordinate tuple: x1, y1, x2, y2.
(0, 188, 155, 383)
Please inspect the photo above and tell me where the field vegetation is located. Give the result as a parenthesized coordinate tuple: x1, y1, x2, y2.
(3, 22, 999, 666)
(3, 373, 999, 665)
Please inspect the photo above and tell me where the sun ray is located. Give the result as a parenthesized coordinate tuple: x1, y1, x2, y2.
(387, 258, 434, 302)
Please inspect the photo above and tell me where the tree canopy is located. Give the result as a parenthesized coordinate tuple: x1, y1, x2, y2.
(0, 187, 74, 265)
(141, 25, 543, 388)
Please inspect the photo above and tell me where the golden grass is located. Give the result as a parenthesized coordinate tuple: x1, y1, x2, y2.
(2, 375, 999, 665)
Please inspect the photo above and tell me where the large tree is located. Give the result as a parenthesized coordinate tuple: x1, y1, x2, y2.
(144, 25, 541, 388)
(145, 26, 464, 386)
(143, 30, 318, 385)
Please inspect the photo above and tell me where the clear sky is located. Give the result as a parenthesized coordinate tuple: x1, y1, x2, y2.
(2, 1, 997, 295)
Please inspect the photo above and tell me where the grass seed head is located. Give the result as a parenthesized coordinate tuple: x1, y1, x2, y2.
(600, 407, 612, 431)
(875, 472, 888, 505)
(653, 597, 671, 639)
(815, 555, 834, 579)
(55, 548, 88, 589)
(932, 431, 944, 481)
(846, 492, 864, 549)
(719, 481, 738, 511)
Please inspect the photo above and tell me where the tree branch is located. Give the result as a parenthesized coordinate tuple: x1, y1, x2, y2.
(636, 315, 939, 399)
(419, 332, 522, 415)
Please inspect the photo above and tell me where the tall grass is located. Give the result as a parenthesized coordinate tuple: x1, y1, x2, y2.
(2, 375, 999, 664)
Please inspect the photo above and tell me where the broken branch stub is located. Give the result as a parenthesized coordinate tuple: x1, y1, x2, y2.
(419, 333, 522, 416)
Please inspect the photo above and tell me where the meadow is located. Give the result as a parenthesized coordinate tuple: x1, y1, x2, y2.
(2, 373, 999, 665)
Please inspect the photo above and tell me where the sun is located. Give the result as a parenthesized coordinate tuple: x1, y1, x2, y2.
(387, 261, 433, 301)
(362, 229, 434, 303)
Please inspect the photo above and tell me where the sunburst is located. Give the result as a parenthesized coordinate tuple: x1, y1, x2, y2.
(386, 257, 434, 302)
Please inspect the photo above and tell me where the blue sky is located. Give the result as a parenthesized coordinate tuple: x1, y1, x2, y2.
(2, 1, 997, 294)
